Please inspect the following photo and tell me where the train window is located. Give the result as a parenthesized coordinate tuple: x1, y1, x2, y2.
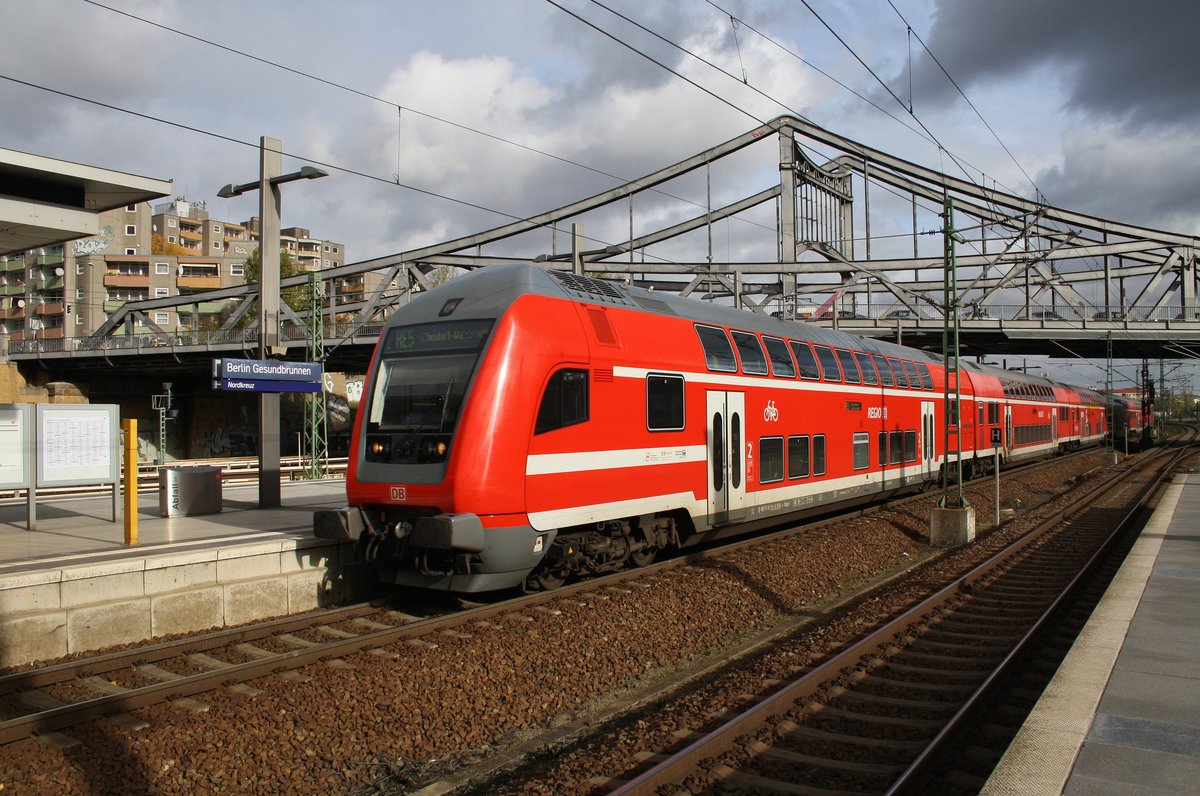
(872, 354, 894, 387)
(535, 368, 589, 434)
(787, 436, 809, 479)
(904, 430, 918, 462)
(978, 403, 984, 425)
(762, 336, 795, 378)
(759, 437, 784, 483)
(731, 413, 742, 489)
(813, 435, 827, 476)
(856, 352, 879, 385)
(916, 363, 934, 389)
(836, 349, 861, 384)
(646, 373, 685, 431)
(888, 357, 909, 388)
(852, 432, 869, 470)
(889, 430, 903, 464)
(878, 431, 887, 466)
(731, 331, 769, 375)
(695, 325, 737, 372)
(789, 341, 821, 380)
(813, 345, 842, 382)
(903, 361, 922, 389)
(712, 414, 724, 491)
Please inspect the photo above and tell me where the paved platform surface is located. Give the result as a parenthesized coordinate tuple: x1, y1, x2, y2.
(983, 472, 1200, 794)
(0, 478, 347, 575)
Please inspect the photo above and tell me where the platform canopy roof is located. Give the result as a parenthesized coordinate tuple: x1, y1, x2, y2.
(0, 146, 171, 257)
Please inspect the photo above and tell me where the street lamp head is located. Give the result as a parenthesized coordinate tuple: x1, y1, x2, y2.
(217, 183, 241, 199)
(297, 166, 328, 180)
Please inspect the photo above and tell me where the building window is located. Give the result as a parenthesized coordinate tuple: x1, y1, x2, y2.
(231, 265, 244, 277)
(167, 235, 176, 243)
(324, 245, 330, 252)
(213, 241, 222, 250)
(535, 368, 588, 434)
(76, 314, 84, 325)
(154, 312, 170, 325)
(75, 263, 84, 275)
(125, 225, 136, 236)
(168, 218, 177, 228)
(75, 288, 84, 298)
(646, 373, 685, 431)
(126, 204, 136, 212)
(155, 288, 169, 298)
(125, 248, 136, 256)
(213, 224, 222, 234)
(156, 262, 169, 274)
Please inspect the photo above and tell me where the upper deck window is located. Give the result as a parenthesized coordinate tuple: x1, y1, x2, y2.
(789, 341, 821, 380)
(835, 349, 861, 384)
(872, 354, 894, 387)
(695, 325, 737, 372)
(813, 345, 842, 382)
(763, 336, 795, 378)
(730, 330, 768, 375)
(888, 357, 909, 388)
(856, 352, 878, 385)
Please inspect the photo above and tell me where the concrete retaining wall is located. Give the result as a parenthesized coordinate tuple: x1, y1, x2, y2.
(0, 536, 367, 668)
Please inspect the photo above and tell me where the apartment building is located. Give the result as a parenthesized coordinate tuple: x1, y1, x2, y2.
(0, 198, 349, 345)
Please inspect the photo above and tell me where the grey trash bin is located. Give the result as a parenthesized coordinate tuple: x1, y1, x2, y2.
(159, 466, 223, 517)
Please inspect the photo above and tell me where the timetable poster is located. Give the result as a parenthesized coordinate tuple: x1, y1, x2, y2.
(37, 405, 119, 486)
(0, 405, 30, 489)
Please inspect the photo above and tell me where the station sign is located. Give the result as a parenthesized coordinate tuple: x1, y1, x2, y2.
(212, 358, 322, 393)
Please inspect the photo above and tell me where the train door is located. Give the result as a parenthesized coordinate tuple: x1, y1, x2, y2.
(921, 400, 936, 478)
(1052, 407, 1059, 444)
(707, 391, 747, 526)
(1004, 405, 1014, 454)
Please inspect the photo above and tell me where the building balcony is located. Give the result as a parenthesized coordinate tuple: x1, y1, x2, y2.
(177, 301, 225, 315)
(2, 283, 26, 296)
(177, 275, 221, 290)
(36, 276, 64, 291)
(1, 259, 24, 272)
(104, 273, 150, 288)
(36, 302, 65, 315)
(36, 253, 65, 266)
(178, 228, 202, 241)
(35, 327, 65, 340)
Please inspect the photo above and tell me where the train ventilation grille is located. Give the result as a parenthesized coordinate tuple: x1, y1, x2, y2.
(547, 271, 635, 306)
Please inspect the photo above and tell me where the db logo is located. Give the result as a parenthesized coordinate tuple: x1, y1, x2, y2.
(390, 486, 408, 501)
(763, 400, 780, 422)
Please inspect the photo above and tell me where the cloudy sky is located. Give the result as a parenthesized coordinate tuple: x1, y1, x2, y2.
(4, 0, 1196, 262)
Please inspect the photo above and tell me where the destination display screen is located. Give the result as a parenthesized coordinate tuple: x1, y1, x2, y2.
(382, 320, 493, 355)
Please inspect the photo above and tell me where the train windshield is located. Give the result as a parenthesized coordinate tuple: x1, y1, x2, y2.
(364, 320, 493, 463)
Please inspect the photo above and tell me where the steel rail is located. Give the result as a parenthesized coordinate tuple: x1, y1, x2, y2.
(609, 440, 1188, 795)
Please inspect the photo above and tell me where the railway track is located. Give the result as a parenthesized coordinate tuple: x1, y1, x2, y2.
(0, 445, 1141, 792)
(606, 438, 1192, 795)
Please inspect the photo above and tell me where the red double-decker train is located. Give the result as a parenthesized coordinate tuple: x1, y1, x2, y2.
(315, 264, 1145, 592)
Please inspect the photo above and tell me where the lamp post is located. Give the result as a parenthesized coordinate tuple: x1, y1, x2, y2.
(217, 137, 327, 508)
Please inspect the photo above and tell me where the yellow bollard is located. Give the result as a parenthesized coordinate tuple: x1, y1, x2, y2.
(123, 418, 137, 545)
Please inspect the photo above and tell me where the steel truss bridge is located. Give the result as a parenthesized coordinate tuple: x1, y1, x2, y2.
(10, 115, 1200, 377)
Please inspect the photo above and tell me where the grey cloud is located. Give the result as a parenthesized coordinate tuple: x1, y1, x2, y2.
(908, 0, 1200, 126)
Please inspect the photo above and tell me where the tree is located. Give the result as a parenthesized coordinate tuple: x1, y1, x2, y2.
(151, 234, 190, 256)
(242, 246, 308, 312)
(201, 246, 308, 331)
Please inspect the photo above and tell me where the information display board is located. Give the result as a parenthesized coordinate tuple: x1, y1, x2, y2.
(0, 404, 31, 490)
(36, 404, 120, 487)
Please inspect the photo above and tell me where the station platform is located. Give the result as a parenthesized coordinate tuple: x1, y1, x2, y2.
(0, 478, 361, 668)
(983, 472, 1200, 794)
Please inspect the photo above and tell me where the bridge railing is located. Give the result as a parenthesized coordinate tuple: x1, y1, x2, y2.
(7, 322, 386, 356)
